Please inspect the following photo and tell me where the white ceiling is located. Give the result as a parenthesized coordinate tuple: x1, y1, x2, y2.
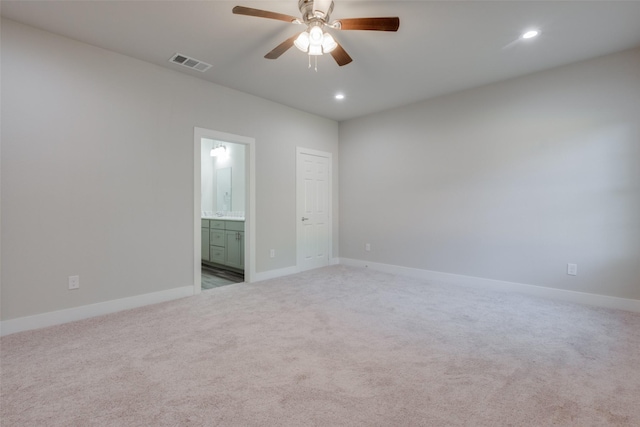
(2, 1, 640, 121)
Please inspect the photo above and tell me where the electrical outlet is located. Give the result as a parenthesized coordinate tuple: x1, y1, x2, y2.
(567, 263, 577, 276)
(68, 275, 80, 290)
(365, 243, 371, 251)
(270, 249, 275, 258)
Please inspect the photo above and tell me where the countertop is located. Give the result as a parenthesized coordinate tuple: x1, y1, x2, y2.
(202, 216, 245, 222)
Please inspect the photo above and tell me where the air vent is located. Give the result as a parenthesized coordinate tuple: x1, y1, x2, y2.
(169, 53, 212, 72)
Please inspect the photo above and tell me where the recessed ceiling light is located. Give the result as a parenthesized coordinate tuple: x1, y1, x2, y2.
(522, 30, 539, 39)
(335, 93, 345, 100)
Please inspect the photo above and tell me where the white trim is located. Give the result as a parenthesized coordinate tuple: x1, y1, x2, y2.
(0, 286, 194, 336)
(296, 147, 333, 272)
(253, 258, 338, 283)
(339, 258, 640, 313)
(194, 127, 256, 294)
(253, 265, 300, 283)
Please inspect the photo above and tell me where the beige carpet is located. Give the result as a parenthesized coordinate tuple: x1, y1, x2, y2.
(2, 265, 639, 426)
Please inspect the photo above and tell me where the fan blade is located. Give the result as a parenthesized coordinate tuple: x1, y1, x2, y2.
(330, 42, 353, 67)
(337, 17, 400, 31)
(264, 34, 299, 60)
(232, 6, 300, 24)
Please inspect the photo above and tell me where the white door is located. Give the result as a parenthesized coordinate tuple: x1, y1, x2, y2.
(296, 149, 331, 271)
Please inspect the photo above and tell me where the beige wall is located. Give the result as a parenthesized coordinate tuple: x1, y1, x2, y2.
(0, 19, 339, 321)
(339, 48, 640, 300)
(3, 17, 638, 324)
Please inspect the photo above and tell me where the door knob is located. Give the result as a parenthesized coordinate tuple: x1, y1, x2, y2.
(301, 217, 309, 221)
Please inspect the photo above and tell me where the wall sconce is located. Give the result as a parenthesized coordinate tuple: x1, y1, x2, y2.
(210, 144, 227, 158)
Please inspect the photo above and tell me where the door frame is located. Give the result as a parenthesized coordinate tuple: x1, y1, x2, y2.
(194, 127, 256, 294)
(296, 147, 333, 272)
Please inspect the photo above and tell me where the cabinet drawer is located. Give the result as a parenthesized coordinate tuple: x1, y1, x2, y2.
(210, 220, 225, 230)
(226, 221, 245, 232)
(209, 246, 225, 264)
(210, 230, 225, 247)
(201, 219, 209, 228)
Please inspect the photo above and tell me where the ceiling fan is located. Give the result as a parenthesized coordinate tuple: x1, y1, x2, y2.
(232, 0, 400, 67)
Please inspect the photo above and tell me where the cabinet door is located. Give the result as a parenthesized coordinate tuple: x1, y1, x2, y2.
(201, 228, 210, 261)
(225, 231, 244, 270)
(240, 232, 244, 268)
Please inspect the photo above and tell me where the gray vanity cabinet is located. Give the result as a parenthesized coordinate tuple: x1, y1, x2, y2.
(202, 219, 244, 272)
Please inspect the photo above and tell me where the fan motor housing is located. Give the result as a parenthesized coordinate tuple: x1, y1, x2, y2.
(298, 0, 334, 23)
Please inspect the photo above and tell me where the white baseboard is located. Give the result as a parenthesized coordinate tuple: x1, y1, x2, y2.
(0, 286, 194, 336)
(9, 259, 633, 336)
(253, 265, 299, 282)
(253, 258, 339, 283)
(3, 260, 336, 335)
(339, 258, 640, 313)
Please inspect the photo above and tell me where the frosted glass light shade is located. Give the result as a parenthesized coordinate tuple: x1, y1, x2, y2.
(322, 33, 337, 53)
(309, 26, 323, 46)
(308, 44, 323, 56)
(294, 32, 310, 52)
(210, 145, 227, 157)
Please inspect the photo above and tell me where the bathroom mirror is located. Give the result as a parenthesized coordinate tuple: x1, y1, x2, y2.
(216, 167, 232, 212)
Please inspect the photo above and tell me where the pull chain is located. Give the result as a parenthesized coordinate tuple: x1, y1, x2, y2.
(307, 55, 319, 72)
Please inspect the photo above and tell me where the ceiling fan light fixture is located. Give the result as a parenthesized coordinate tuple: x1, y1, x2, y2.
(294, 31, 310, 52)
(232, 1, 399, 67)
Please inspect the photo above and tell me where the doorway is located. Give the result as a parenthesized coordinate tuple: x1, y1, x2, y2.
(194, 128, 255, 295)
(296, 147, 332, 272)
